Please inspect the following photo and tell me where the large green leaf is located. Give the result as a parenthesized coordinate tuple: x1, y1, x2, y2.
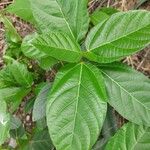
(46, 63, 107, 150)
(105, 122, 150, 150)
(85, 10, 150, 63)
(33, 83, 51, 121)
(0, 100, 10, 145)
(6, 0, 35, 24)
(100, 63, 150, 126)
(30, 0, 89, 41)
(32, 32, 81, 62)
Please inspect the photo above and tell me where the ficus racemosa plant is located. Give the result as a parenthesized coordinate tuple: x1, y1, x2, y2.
(0, 0, 150, 149)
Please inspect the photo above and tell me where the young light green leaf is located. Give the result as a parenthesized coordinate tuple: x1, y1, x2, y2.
(30, 0, 89, 41)
(105, 122, 150, 150)
(0, 62, 32, 112)
(32, 32, 81, 62)
(8, 61, 33, 88)
(46, 63, 107, 150)
(0, 87, 30, 112)
(90, 7, 118, 25)
(85, 10, 150, 63)
(6, 0, 35, 24)
(0, 14, 21, 43)
(0, 100, 10, 145)
(33, 83, 51, 121)
(100, 62, 150, 126)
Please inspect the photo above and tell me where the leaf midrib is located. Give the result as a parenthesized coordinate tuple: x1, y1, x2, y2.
(55, 0, 75, 39)
(101, 70, 150, 111)
(34, 43, 80, 54)
(90, 22, 150, 51)
(71, 64, 83, 147)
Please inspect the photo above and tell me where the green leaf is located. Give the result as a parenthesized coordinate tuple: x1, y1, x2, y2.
(37, 56, 59, 70)
(36, 118, 47, 131)
(90, 7, 118, 25)
(0, 14, 21, 43)
(93, 106, 118, 150)
(0, 67, 17, 87)
(0, 61, 32, 112)
(19, 129, 53, 150)
(6, 0, 35, 24)
(32, 32, 81, 62)
(1, 60, 33, 88)
(33, 83, 51, 121)
(105, 122, 150, 150)
(0, 87, 30, 112)
(8, 61, 33, 88)
(0, 100, 10, 145)
(91, 11, 109, 26)
(10, 116, 22, 130)
(85, 10, 150, 63)
(99, 7, 119, 16)
(100, 62, 150, 126)
(21, 33, 58, 69)
(0, 87, 23, 101)
(30, 0, 89, 41)
(21, 33, 46, 59)
(96, 107, 118, 150)
(24, 98, 35, 113)
(46, 63, 107, 150)
(34, 82, 47, 95)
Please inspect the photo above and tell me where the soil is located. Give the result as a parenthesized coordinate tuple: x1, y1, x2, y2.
(0, 0, 150, 143)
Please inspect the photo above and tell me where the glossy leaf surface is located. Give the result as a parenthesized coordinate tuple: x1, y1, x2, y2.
(21, 33, 58, 69)
(100, 63, 150, 126)
(105, 122, 150, 150)
(85, 10, 150, 63)
(30, 0, 89, 41)
(32, 32, 81, 62)
(47, 63, 107, 150)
